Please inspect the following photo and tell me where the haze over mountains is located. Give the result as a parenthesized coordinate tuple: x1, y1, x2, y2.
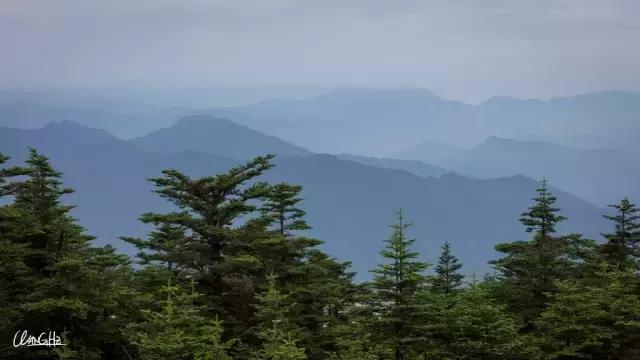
(3, 88, 638, 153)
(0, 116, 611, 278)
(131, 114, 311, 159)
(1, 87, 636, 277)
(393, 136, 640, 206)
(208, 88, 640, 155)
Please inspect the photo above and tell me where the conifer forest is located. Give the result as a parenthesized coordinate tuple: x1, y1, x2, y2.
(1, 148, 638, 359)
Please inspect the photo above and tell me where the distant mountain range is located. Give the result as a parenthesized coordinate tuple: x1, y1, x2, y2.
(0, 101, 187, 139)
(130, 114, 312, 159)
(336, 154, 450, 179)
(208, 88, 640, 156)
(393, 136, 640, 206)
(3, 87, 638, 156)
(0, 118, 611, 279)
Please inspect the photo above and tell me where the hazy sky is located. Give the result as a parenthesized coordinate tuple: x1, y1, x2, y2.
(2, 0, 639, 102)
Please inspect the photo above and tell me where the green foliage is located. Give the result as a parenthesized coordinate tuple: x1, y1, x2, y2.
(423, 285, 541, 360)
(251, 273, 306, 360)
(491, 179, 596, 326)
(122, 155, 276, 333)
(600, 198, 640, 269)
(261, 183, 312, 237)
(430, 241, 464, 294)
(369, 209, 429, 359)
(2, 148, 639, 360)
(0, 149, 138, 359)
(128, 279, 233, 360)
(519, 177, 566, 237)
(537, 266, 640, 359)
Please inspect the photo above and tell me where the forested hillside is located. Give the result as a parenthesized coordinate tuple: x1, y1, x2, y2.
(1, 149, 638, 359)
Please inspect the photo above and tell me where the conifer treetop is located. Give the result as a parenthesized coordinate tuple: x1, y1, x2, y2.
(520, 177, 566, 236)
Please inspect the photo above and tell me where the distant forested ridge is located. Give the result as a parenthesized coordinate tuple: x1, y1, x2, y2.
(1, 149, 639, 359)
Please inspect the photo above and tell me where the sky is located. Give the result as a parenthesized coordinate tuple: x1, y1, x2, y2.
(1, 0, 639, 102)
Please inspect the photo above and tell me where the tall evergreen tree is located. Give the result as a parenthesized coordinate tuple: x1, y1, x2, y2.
(123, 223, 190, 273)
(122, 155, 275, 321)
(0, 149, 138, 359)
(430, 242, 464, 294)
(491, 178, 595, 327)
(261, 183, 311, 238)
(537, 266, 640, 359)
(422, 284, 540, 360)
(128, 279, 234, 360)
(251, 273, 306, 360)
(257, 184, 354, 358)
(369, 209, 428, 360)
(0, 152, 8, 190)
(288, 250, 356, 359)
(2, 148, 77, 271)
(0, 153, 32, 352)
(519, 177, 566, 237)
(600, 198, 640, 268)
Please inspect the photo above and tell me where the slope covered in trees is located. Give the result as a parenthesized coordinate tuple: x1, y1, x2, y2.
(1, 148, 638, 359)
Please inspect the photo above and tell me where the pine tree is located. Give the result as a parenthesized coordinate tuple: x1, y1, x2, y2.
(122, 223, 189, 273)
(0, 149, 139, 359)
(537, 266, 640, 359)
(261, 183, 311, 238)
(519, 177, 566, 237)
(251, 273, 306, 360)
(0, 153, 33, 353)
(257, 183, 354, 358)
(2, 148, 77, 272)
(600, 198, 640, 268)
(328, 285, 386, 360)
(288, 250, 356, 358)
(423, 284, 540, 359)
(491, 178, 595, 327)
(430, 242, 464, 294)
(369, 209, 428, 360)
(128, 279, 233, 360)
(123, 155, 275, 322)
(0, 152, 8, 190)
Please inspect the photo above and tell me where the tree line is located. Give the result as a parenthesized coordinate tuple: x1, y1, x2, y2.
(0, 149, 639, 359)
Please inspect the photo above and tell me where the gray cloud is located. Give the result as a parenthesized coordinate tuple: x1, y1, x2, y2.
(1, 0, 639, 102)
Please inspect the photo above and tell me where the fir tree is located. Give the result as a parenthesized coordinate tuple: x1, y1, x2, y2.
(0, 149, 138, 359)
(122, 223, 189, 273)
(288, 250, 356, 358)
(252, 273, 306, 360)
(0, 152, 8, 190)
(124, 155, 275, 321)
(600, 198, 640, 268)
(537, 266, 640, 359)
(491, 178, 595, 327)
(2, 148, 77, 271)
(369, 209, 428, 360)
(128, 279, 233, 360)
(423, 284, 540, 359)
(519, 177, 566, 237)
(261, 183, 311, 238)
(430, 241, 464, 294)
(0, 153, 33, 354)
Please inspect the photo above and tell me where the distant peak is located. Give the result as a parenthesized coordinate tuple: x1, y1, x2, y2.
(325, 87, 439, 100)
(173, 114, 236, 127)
(44, 120, 86, 129)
